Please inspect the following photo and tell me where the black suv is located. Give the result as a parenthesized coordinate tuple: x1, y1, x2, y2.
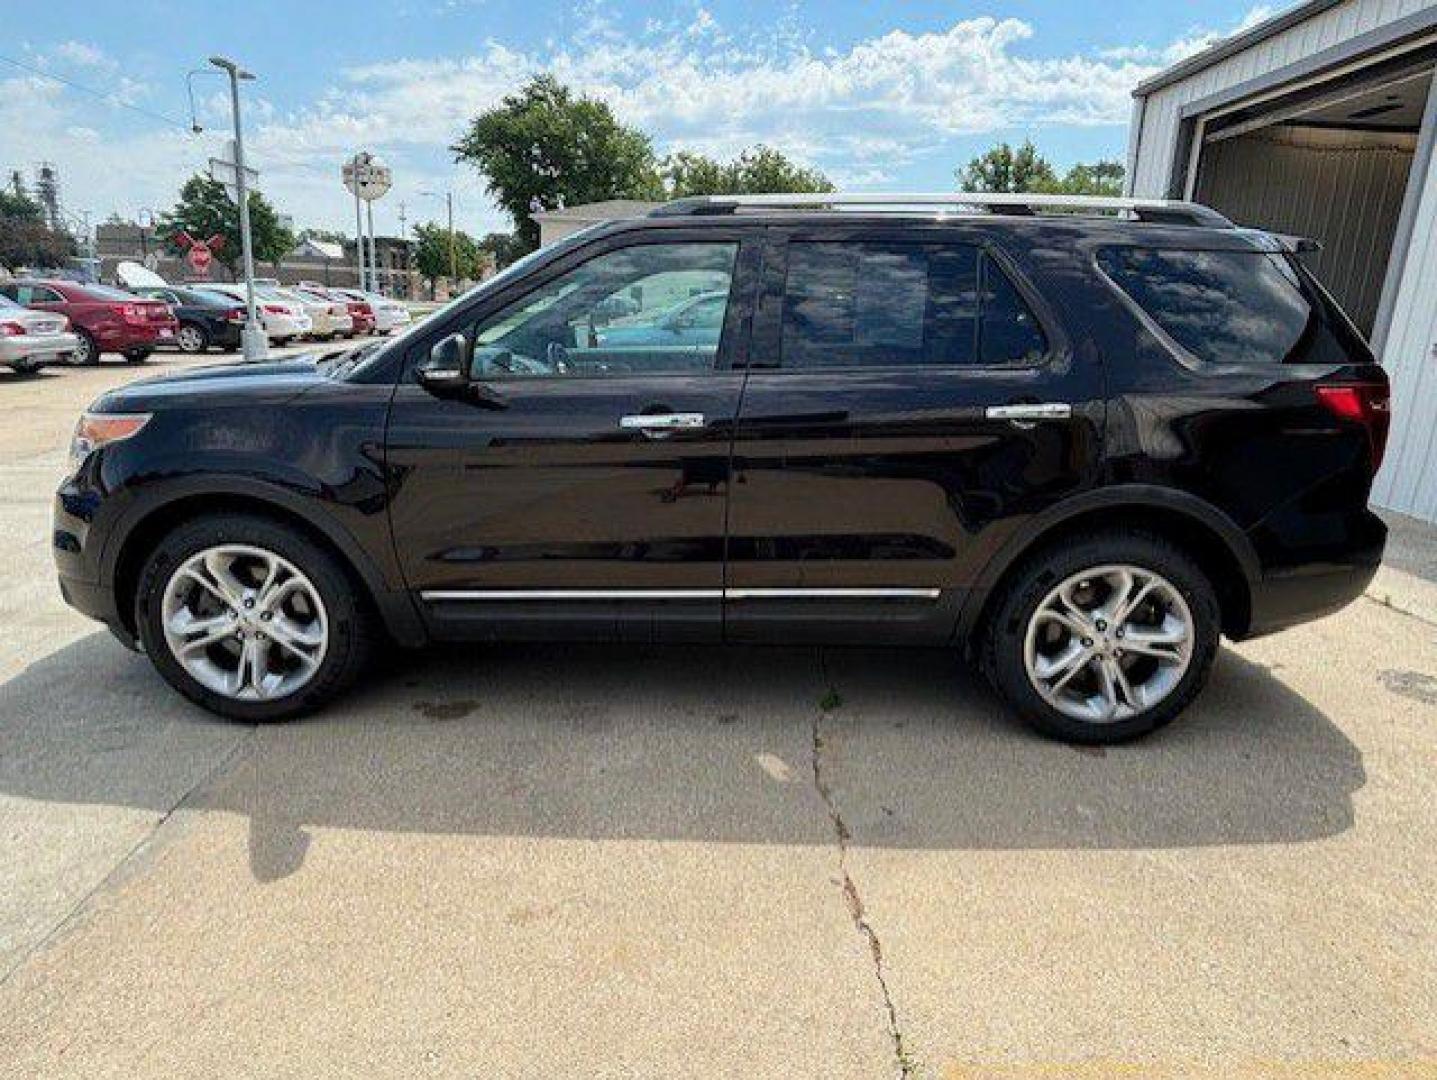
(53, 194, 1390, 742)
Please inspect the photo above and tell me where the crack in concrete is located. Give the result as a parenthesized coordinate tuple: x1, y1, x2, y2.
(811, 653, 916, 1080)
(0, 726, 254, 986)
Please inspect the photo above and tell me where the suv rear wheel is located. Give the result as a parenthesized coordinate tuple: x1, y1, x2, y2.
(984, 531, 1220, 744)
(135, 514, 375, 721)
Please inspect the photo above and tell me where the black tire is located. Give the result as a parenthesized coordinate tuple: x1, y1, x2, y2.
(123, 348, 152, 363)
(72, 329, 98, 366)
(983, 530, 1221, 744)
(135, 513, 377, 722)
(8, 359, 40, 376)
(176, 322, 210, 353)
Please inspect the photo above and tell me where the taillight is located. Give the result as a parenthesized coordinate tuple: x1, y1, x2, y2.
(0, 321, 23, 337)
(1317, 383, 1391, 471)
(262, 304, 288, 315)
(226, 307, 246, 324)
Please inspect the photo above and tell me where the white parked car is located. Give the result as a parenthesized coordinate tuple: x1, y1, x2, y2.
(338, 288, 412, 334)
(289, 287, 354, 340)
(196, 284, 312, 345)
(0, 293, 80, 373)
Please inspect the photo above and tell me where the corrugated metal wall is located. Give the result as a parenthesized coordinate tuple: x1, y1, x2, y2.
(1130, 0, 1437, 523)
(1130, 0, 1432, 196)
(1195, 126, 1416, 334)
(1371, 151, 1437, 519)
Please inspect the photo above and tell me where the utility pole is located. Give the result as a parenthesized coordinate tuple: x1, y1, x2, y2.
(210, 55, 266, 361)
(446, 191, 456, 282)
(366, 199, 378, 296)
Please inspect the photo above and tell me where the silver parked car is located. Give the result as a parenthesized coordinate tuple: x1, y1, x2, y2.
(0, 293, 80, 373)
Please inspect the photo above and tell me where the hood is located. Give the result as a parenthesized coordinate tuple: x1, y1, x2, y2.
(93, 356, 327, 412)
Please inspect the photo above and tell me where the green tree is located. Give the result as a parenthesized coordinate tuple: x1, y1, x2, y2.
(452, 75, 663, 253)
(662, 145, 834, 197)
(956, 139, 1058, 193)
(957, 141, 1127, 198)
(1048, 160, 1126, 197)
(0, 182, 73, 270)
(477, 231, 523, 271)
(414, 220, 482, 297)
(156, 175, 295, 275)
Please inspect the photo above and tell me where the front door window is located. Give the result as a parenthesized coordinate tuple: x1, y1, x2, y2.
(467, 242, 738, 378)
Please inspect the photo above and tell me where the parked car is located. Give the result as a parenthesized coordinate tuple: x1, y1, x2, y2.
(336, 288, 410, 334)
(1, 279, 176, 363)
(300, 284, 376, 336)
(289, 287, 354, 340)
(130, 286, 246, 353)
(596, 289, 727, 347)
(53, 194, 1390, 742)
(0, 293, 80, 373)
(197, 284, 311, 345)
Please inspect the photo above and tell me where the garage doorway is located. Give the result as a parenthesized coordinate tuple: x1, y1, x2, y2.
(1191, 50, 1434, 338)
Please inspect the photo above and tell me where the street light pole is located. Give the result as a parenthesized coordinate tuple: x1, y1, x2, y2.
(351, 154, 365, 290)
(210, 55, 266, 361)
(446, 191, 456, 283)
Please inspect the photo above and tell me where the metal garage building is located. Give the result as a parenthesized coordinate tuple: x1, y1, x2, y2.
(1127, 0, 1437, 522)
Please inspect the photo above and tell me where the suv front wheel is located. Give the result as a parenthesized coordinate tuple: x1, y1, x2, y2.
(984, 531, 1220, 744)
(135, 514, 375, 721)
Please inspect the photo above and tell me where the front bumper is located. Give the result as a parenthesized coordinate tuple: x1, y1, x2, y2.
(54, 468, 132, 644)
(0, 331, 80, 365)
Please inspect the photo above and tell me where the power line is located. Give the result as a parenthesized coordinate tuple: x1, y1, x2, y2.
(0, 53, 193, 133)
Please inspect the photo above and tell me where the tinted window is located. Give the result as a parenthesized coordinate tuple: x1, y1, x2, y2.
(468, 242, 737, 378)
(780, 242, 1046, 368)
(16, 285, 64, 304)
(1098, 248, 1371, 366)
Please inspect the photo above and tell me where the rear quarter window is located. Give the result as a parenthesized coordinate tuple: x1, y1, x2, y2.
(1097, 247, 1371, 367)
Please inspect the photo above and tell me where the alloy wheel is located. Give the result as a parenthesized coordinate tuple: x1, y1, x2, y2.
(1023, 564, 1194, 724)
(160, 544, 329, 701)
(177, 325, 206, 352)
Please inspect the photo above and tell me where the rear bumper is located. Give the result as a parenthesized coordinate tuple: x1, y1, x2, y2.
(94, 323, 177, 350)
(1240, 512, 1386, 639)
(0, 332, 79, 365)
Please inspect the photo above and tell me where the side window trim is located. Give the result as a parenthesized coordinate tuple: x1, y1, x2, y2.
(403, 228, 763, 382)
(750, 229, 1065, 373)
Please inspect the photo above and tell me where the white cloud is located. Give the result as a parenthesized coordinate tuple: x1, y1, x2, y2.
(52, 40, 117, 71)
(10, 7, 1270, 235)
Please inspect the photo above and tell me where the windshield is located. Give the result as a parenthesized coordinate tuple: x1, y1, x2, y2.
(0, 294, 22, 312)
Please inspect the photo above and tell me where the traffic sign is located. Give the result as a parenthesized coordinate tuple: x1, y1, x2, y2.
(343, 152, 392, 202)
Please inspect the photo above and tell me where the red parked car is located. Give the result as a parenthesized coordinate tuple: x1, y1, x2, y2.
(0, 279, 178, 364)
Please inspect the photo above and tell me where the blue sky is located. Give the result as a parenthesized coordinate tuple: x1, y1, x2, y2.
(1, 0, 1279, 238)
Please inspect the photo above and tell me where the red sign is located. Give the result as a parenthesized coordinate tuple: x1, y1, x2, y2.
(186, 242, 213, 275)
(172, 231, 225, 279)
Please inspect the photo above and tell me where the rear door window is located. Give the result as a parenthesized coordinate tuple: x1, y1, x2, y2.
(1097, 247, 1371, 366)
(779, 241, 1047, 368)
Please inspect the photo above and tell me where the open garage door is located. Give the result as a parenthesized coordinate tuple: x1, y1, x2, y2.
(1192, 51, 1433, 338)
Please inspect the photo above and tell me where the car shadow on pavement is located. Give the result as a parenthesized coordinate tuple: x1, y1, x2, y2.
(0, 633, 1364, 881)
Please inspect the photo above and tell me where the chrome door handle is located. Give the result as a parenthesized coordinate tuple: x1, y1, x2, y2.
(619, 412, 706, 438)
(985, 403, 1072, 428)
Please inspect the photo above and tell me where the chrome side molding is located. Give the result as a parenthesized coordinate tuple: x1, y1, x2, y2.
(422, 587, 942, 602)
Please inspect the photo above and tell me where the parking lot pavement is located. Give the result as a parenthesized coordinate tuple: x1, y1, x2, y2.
(2, 357, 1435, 1078)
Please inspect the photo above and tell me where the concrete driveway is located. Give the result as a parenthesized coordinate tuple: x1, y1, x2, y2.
(1, 353, 1435, 1078)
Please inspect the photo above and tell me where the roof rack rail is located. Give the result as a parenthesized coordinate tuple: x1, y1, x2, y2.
(649, 192, 1234, 228)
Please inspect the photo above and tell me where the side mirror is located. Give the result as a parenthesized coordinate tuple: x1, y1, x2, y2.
(417, 332, 470, 396)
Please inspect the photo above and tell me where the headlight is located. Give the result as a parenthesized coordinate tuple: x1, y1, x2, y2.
(70, 412, 151, 471)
